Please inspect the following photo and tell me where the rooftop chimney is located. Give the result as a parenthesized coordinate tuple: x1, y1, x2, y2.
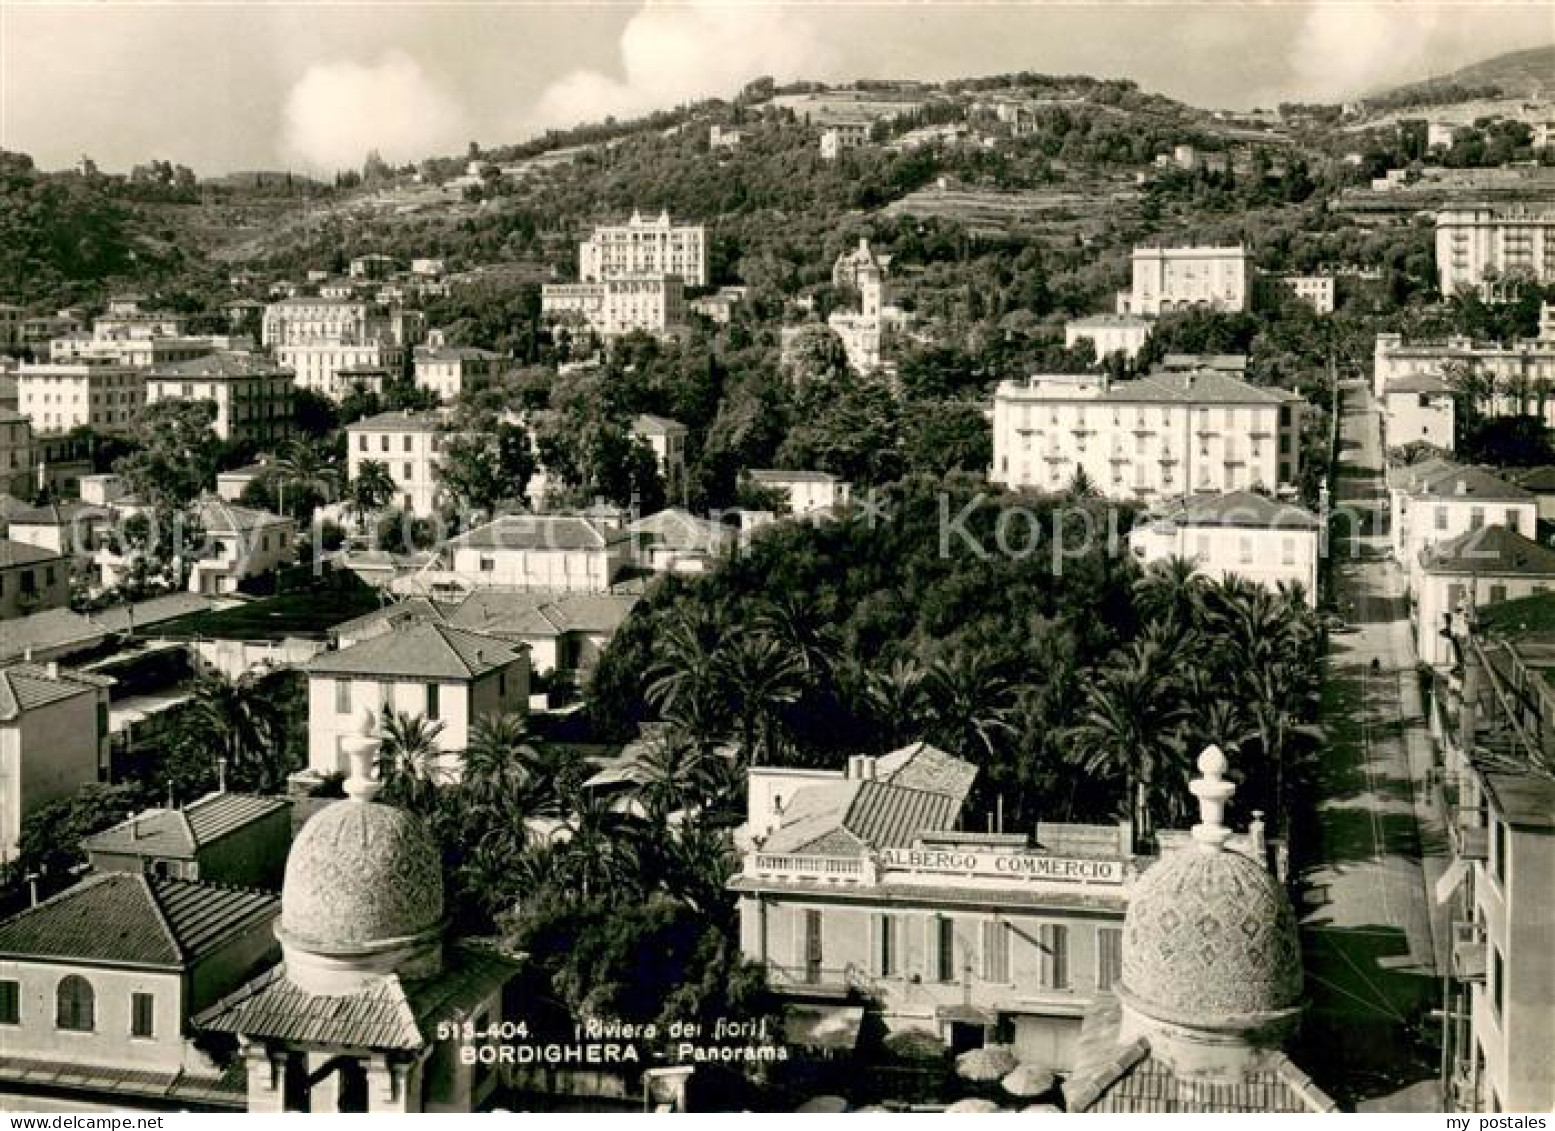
(45, 662, 59, 680)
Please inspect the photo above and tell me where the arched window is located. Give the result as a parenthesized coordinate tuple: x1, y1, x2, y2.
(56, 975, 95, 1032)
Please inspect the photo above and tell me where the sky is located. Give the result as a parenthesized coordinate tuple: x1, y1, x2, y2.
(0, 1, 1551, 176)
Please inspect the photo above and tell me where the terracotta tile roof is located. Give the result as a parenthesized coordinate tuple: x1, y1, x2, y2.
(345, 411, 441, 434)
(86, 592, 218, 634)
(1421, 524, 1555, 576)
(0, 608, 104, 664)
(196, 944, 517, 1052)
(330, 596, 443, 641)
(1416, 466, 1532, 502)
(150, 352, 288, 380)
(749, 468, 843, 484)
(8, 501, 113, 527)
(1387, 457, 1461, 493)
(1147, 491, 1319, 530)
(632, 413, 687, 435)
(84, 792, 290, 859)
(0, 538, 61, 569)
(628, 507, 734, 552)
(0, 874, 278, 969)
(307, 621, 525, 680)
(1110, 370, 1293, 405)
(0, 1055, 245, 1109)
(446, 514, 626, 551)
(761, 779, 961, 855)
(196, 497, 290, 534)
(872, 742, 977, 799)
(1064, 998, 1337, 1113)
(0, 662, 110, 721)
(414, 345, 502, 363)
(1384, 373, 1452, 395)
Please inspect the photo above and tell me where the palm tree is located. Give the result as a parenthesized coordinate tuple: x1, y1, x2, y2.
(862, 657, 928, 750)
(186, 669, 284, 791)
(548, 787, 647, 903)
(630, 726, 721, 823)
(645, 601, 731, 743)
(274, 439, 339, 518)
(375, 708, 448, 814)
(716, 633, 804, 766)
(1066, 640, 1190, 853)
(346, 459, 396, 529)
(754, 595, 840, 680)
(1133, 555, 1206, 630)
(462, 712, 536, 795)
(922, 648, 1017, 765)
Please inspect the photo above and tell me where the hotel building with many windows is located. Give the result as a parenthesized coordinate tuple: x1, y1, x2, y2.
(732, 743, 1280, 1071)
(989, 370, 1305, 501)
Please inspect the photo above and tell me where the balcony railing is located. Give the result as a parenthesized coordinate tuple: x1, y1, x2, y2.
(748, 853, 873, 884)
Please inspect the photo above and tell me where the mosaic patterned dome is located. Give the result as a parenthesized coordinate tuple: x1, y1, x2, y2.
(279, 738, 443, 954)
(1118, 747, 1302, 1028)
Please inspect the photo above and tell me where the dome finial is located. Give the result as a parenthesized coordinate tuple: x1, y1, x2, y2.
(342, 721, 383, 804)
(1189, 744, 1235, 851)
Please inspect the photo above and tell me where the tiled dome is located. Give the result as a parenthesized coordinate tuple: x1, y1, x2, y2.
(1118, 747, 1302, 1028)
(279, 732, 443, 959)
(279, 796, 444, 953)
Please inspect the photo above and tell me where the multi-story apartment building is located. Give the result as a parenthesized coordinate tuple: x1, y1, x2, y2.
(260, 298, 379, 348)
(1262, 274, 1336, 314)
(819, 119, 872, 160)
(301, 622, 529, 783)
(273, 342, 405, 400)
(50, 335, 218, 370)
(144, 353, 295, 446)
(1065, 314, 1151, 363)
(578, 210, 706, 286)
(1388, 464, 1538, 594)
(345, 411, 444, 517)
(0, 409, 31, 498)
(1415, 526, 1555, 666)
(540, 277, 686, 338)
(15, 362, 144, 434)
(1119, 246, 1249, 316)
(990, 370, 1304, 501)
(0, 661, 112, 860)
(1436, 206, 1555, 296)
(1372, 325, 1555, 437)
(412, 332, 503, 402)
(1128, 491, 1320, 605)
(1432, 603, 1555, 1112)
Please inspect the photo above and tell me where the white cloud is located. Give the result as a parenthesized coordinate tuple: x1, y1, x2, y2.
(280, 51, 468, 173)
(530, 1, 836, 130)
(1279, 4, 1451, 102)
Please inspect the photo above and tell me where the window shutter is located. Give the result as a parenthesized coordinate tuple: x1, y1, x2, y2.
(869, 913, 883, 977)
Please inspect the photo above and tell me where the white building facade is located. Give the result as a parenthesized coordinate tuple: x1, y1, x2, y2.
(990, 370, 1304, 502)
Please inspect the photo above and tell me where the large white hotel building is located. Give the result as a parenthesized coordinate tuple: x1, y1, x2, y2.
(990, 369, 1305, 501)
(577, 209, 707, 287)
(1436, 206, 1555, 297)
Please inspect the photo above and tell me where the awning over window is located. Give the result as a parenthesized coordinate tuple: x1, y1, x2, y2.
(1435, 856, 1470, 905)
